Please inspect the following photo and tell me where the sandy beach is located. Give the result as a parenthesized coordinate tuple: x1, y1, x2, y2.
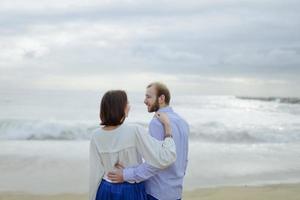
(1, 183, 300, 200)
(182, 183, 300, 200)
(1, 139, 300, 200)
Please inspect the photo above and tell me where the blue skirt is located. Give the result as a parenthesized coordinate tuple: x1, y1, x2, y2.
(96, 179, 147, 200)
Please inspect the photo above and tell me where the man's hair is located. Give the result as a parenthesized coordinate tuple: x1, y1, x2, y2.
(147, 82, 171, 105)
(100, 90, 127, 126)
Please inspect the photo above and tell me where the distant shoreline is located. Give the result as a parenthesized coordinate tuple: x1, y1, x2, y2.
(236, 96, 300, 104)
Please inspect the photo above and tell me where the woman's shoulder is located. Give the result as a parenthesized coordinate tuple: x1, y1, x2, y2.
(89, 123, 147, 143)
(90, 123, 138, 137)
(120, 122, 140, 133)
(116, 123, 149, 136)
(90, 127, 103, 140)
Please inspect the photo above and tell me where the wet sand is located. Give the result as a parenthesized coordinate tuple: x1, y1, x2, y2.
(1, 183, 299, 200)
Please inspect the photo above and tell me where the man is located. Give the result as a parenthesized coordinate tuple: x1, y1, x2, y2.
(108, 82, 189, 200)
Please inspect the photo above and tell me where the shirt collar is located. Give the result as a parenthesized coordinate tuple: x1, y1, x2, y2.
(158, 106, 173, 113)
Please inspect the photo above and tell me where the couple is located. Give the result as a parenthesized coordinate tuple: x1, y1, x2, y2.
(89, 82, 189, 200)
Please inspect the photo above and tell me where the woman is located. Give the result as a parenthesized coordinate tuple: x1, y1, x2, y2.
(89, 90, 176, 200)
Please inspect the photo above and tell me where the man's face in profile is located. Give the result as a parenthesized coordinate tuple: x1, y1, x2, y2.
(144, 86, 160, 113)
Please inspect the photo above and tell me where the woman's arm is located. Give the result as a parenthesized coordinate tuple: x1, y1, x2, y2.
(135, 114, 176, 169)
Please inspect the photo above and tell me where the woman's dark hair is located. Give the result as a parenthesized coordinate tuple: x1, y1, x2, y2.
(100, 90, 128, 126)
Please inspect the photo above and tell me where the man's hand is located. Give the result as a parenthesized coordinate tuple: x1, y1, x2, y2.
(107, 163, 125, 183)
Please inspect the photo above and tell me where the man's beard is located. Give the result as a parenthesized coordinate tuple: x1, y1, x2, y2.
(148, 99, 160, 112)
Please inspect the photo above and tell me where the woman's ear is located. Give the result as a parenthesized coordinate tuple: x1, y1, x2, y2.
(125, 103, 130, 117)
(158, 95, 166, 104)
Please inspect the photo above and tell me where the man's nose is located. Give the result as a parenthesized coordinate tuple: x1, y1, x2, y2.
(144, 99, 147, 105)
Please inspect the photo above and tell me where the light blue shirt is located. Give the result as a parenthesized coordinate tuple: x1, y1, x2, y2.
(124, 107, 189, 200)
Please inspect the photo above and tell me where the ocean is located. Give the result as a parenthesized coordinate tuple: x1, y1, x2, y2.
(1, 89, 300, 193)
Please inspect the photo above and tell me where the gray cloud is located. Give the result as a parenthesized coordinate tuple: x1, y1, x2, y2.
(0, 0, 299, 96)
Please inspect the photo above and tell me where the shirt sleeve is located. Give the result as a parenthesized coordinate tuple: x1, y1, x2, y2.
(89, 137, 104, 200)
(123, 162, 160, 183)
(135, 125, 176, 169)
(123, 120, 166, 182)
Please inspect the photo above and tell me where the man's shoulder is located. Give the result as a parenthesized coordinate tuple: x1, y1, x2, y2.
(170, 111, 189, 128)
(149, 117, 165, 139)
(149, 117, 164, 128)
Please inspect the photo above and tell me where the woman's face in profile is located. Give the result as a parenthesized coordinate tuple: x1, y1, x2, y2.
(125, 102, 130, 117)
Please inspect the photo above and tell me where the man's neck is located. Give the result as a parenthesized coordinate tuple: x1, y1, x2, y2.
(159, 104, 168, 109)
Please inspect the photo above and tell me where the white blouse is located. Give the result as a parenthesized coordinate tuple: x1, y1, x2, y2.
(89, 123, 176, 200)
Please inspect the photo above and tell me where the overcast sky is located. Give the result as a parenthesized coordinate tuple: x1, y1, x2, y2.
(1, 0, 299, 96)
